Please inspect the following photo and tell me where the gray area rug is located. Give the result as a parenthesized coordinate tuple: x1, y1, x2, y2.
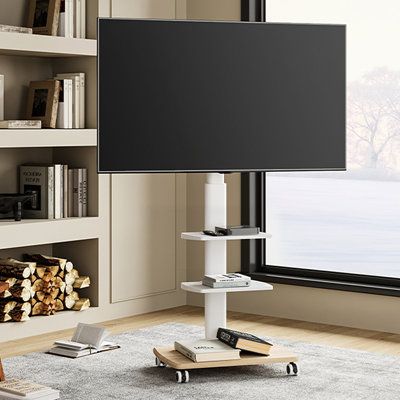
(4, 322, 400, 400)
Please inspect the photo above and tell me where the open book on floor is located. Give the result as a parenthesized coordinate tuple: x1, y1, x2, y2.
(48, 323, 120, 358)
(0, 379, 59, 400)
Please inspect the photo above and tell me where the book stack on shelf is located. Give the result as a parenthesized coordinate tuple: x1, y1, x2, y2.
(58, 0, 86, 38)
(202, 273, 251, 288)
(0, 254, 91, 323)
(20, 164, 87, 219)
(174, 328, 272, 363)
(48, 323, 120, 358)
(0, 379, 59, 400)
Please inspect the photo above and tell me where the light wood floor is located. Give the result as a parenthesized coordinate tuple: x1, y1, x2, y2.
(1, 306, 400, 359)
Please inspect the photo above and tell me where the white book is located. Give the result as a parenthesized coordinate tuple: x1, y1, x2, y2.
(174, 339, 240, 362)
(203, 273, 251, 283)
(0, 380, 59, 399)
(63, 165, 68, 217)
(55, 74, 80, 128)
(48, 341, 119, 358)
(58, 6, 65, 36)
(80, 0, 86, 38)
(0, 74, 4, 120)
(47, 166, 55, 219)
(60, 165, 64, 218)
(0, 389, 59, 400)
(64, 79, 73, 128)
(68, 169, 73, 217)
(67, 0, 74, 39)
(54, 164, 62, 219)
(74, 0, 81, 38)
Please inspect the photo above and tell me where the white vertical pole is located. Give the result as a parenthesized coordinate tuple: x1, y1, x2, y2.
(204, 173, 227, 339)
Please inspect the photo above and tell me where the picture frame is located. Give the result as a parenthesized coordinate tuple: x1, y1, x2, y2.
(26, 80, 60, 128)
(27, 0, 61, 36)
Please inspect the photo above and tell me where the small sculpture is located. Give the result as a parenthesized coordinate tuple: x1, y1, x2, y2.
(0, 193, 36, 221)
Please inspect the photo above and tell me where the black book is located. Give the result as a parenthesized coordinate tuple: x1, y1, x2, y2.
(217, 327, 273, 356)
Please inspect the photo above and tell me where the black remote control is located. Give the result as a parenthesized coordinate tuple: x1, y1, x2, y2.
(203, 230, 225, 236)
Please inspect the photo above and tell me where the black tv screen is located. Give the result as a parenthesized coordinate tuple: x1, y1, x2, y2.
(98, 19, 345, 173)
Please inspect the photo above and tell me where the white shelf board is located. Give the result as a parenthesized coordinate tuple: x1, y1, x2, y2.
(181, 280, 273, 294)
(0, 32, 96, 57)
(0, 217, 101, 250)
(0, 129, 97, 148)
(181, 232, 272, 241)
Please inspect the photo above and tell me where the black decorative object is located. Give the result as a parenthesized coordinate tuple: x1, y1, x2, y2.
(0, 193, 36, 221)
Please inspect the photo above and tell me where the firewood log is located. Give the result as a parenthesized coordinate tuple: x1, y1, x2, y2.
(73, 276, 90, 289)
(0, 314, 11, 322)
(65, 272, 76, 286)
(64, 291, 79, 309)
(32, 278, 44, 292)
(2, 277, 31, 289)
(9, 286, 32, 302)
(9, 309, 30, 322)
(0, 278, 15, 288)
(65, 284, 74, 295)
(32, 301, 56, 316)
(0, 300, 16, 314)
(14, 301, 31, 315)
(42, 255, 73, 272)
(55, 299, 64, 311)
(58, 270, 65, 279)
(0, 263, 31, 279)
(36, 291, 56, 305)
(36, 268, 58, 281)
(58, 293, 65, 302)
(0, 290, 11, 299)
(55, 276, 65, 292)
(72, 298, 90, 311)
(70, 269, 79, 279)
(7, 259, 36, 275)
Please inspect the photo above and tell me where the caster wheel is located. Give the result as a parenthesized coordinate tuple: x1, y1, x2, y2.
(184, 370, 190, 383)
(286, 362, 298, 375)
(175, 370, 183, 383)
(291, 362, 298, 375)
(175, 370, 190, 383)
(155, 357, 166, 368)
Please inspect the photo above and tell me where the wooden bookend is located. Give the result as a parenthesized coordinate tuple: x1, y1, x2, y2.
(0, 358, 5, 382)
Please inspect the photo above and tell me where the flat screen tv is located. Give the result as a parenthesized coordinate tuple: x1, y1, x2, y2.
(98, 19, 345, 173)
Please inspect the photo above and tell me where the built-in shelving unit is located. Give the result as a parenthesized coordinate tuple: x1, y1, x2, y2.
(0, 1, 105, 340)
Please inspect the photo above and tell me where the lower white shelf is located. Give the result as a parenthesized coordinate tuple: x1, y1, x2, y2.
(0, 217, 102, 250)
(181, 280, 273, 294)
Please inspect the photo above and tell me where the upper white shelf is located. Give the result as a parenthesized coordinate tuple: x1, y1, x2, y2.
(0, 32, 96, 57)
(181, 280, 273, 294)
(0, 217, 101, 250)
(181, 232, 272, 241)
(0, 129, 97, 148)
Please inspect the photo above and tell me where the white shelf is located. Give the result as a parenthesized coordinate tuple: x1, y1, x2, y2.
(181, 232, 272, 241)
(0, 32, 96, 57)
(0, 129, 97, 148)
(0, 217, 101, 250)
(181, 280, 273, 294)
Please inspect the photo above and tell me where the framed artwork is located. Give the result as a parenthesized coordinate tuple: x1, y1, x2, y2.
(26, 80, 60, 128)
(27, 0, 61, 36)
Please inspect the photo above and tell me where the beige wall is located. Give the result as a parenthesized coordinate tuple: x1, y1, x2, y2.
(184, 0, 400, 334)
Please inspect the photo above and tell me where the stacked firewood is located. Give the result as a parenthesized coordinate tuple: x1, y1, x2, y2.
(0, 254, 91, 322)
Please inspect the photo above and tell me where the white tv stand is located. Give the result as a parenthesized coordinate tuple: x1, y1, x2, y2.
(153, 173, 298, 383)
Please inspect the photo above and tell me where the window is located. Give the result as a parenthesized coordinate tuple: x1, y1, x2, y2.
(242, 0, 400, 295)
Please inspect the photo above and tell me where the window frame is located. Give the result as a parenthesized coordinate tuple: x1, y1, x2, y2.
(241, 172, 400, 297)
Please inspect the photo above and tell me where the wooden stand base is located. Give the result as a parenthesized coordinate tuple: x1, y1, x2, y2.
(153, 345, 298, 383)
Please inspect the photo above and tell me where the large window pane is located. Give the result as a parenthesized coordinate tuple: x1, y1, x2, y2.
(265, 0, 400, 277)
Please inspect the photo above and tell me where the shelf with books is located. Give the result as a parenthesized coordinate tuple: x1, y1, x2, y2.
(0, 217, 101, 250)
(181, 232, 272, 241)
(0, 129, 97, 148)
(0, 32, 96, 57)
(181, 280, 273, 294)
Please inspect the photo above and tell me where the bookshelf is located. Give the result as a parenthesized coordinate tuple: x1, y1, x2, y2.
(0, 1, 106, 339)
